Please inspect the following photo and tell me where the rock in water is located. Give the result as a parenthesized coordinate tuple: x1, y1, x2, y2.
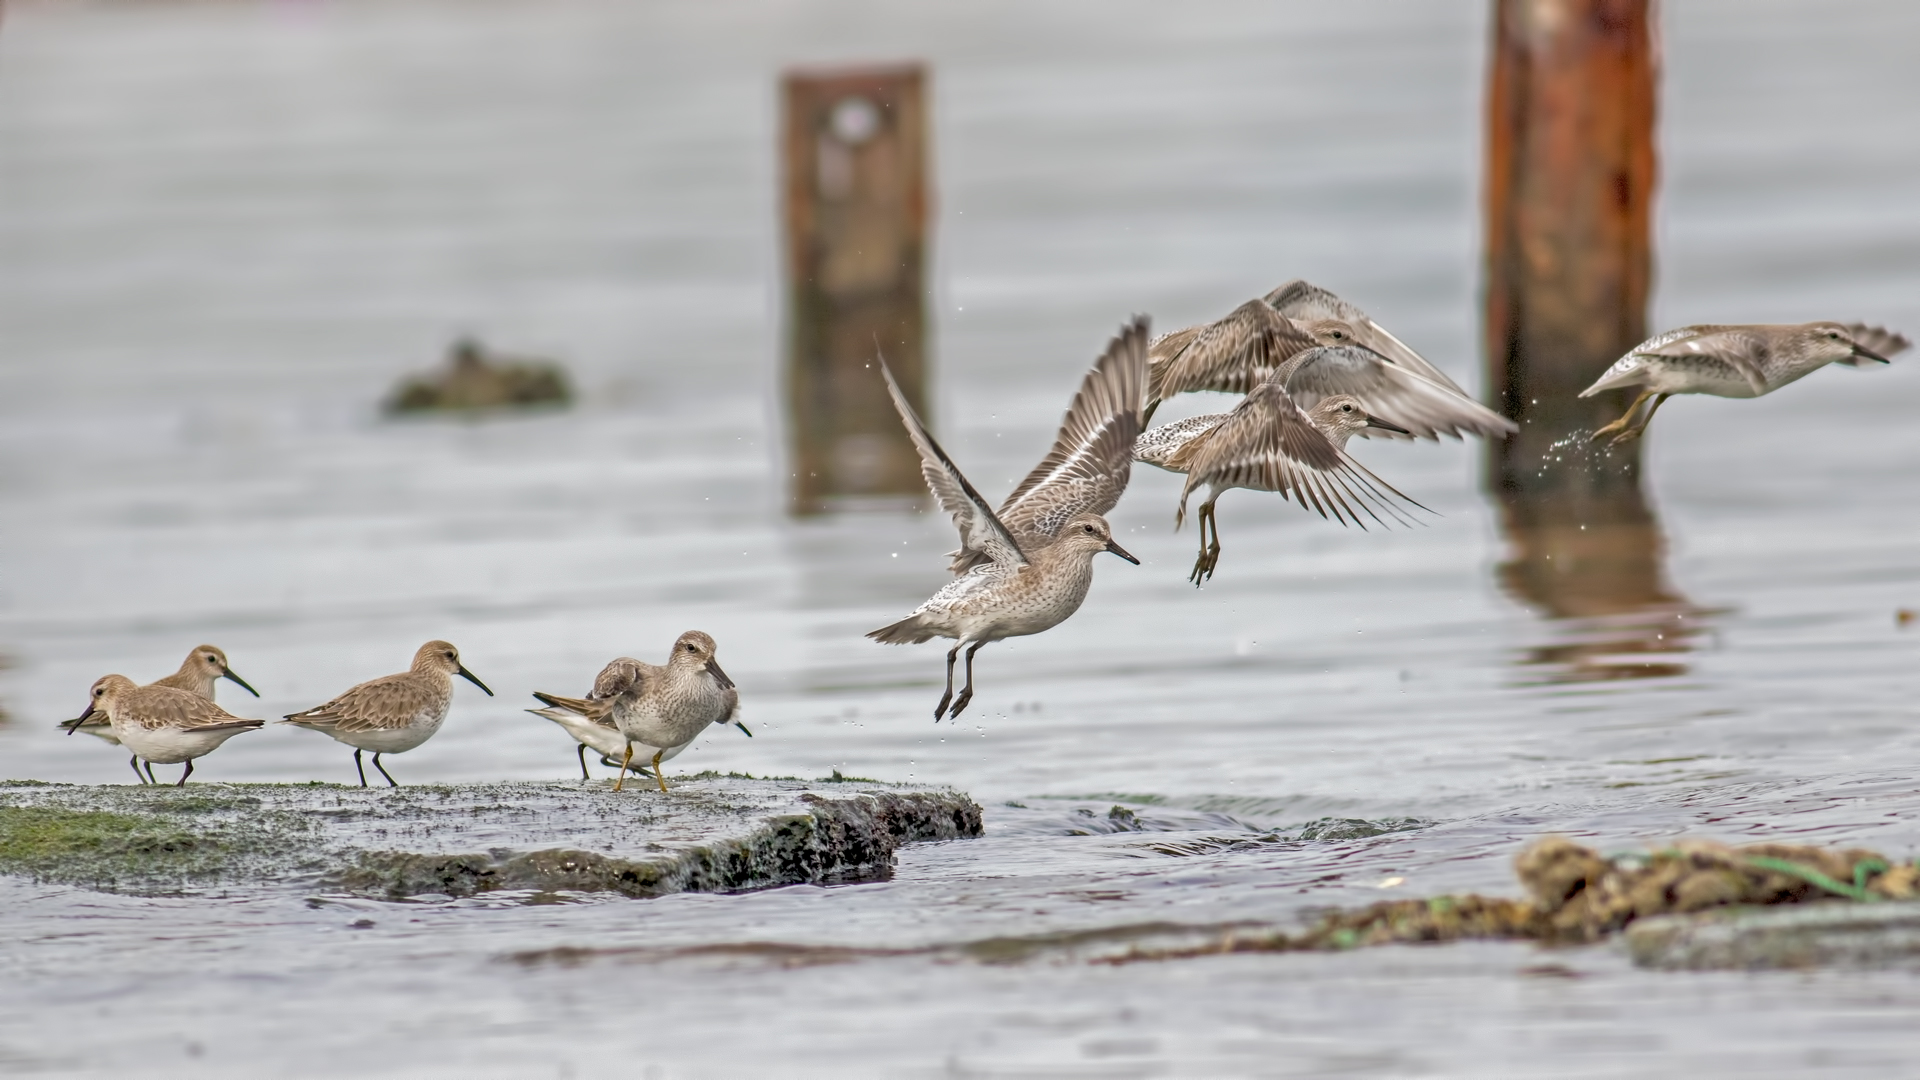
(385, 338, 572, 414)
(0, 778, 982, 899)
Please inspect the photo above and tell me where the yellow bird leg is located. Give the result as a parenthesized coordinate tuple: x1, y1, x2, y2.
(614, 743, 634, 792)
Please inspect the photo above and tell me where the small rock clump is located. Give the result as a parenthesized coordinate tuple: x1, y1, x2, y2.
(1107, 835, 1920, 961)
(385, 338, 571, 414)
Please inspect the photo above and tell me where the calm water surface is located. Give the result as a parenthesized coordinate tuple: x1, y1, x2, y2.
(3, 1, 1920, 1075)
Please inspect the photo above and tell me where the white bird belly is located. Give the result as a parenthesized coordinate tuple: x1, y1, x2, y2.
(327, 707, 447, 754)
(115, 723, 250, 764)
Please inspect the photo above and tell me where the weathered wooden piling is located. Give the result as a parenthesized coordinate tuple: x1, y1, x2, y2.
(1483, 0, 1683, 647)
(782, 64, 932, 514)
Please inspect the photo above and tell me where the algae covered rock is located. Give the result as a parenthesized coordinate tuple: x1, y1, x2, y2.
(385, 338, 572, 414)
(0, 778, 981, 900)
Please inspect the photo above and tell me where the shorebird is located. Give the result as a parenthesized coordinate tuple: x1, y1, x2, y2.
(1148, 280, 1469, 417)
(869, 319, 1146, 721)
(281, 640, 492, 788)
(1136, 375, 1424, 584)
(61, 645, 260, 783)
(1582, 322, 1910, 444)
(75, 675, 264, 786)
(528, 632, 739, 793)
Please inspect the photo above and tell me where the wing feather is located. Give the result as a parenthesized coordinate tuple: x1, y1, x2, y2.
(1169, 377, 1424, 530)
(1283, 345, 1517, 441)
(1147, 301, 1310, 403)
(994, 315, 1149, 541)
(878, 355, 1027, 571)
(282, 672, 439, 733)
(1263, 279, 1469, 397)
(1633, 327, 1770, 394)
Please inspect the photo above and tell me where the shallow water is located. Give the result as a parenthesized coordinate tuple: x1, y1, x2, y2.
(3, 0, 1920, 1075)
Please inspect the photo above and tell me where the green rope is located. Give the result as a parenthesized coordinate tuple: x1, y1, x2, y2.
(1745, 856, 1879, 903)
(1854, 858, 1890, 894)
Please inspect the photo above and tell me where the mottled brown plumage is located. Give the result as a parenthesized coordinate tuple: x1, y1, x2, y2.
(281, 640, 492, 787)
(872, 320, 1146, 720)
(79, 674, 264, 786)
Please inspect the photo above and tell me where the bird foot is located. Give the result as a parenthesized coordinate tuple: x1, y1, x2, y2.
(946, 689, 974, 721)
(932, 690, 953, 722)
(1188, 548, 1219, 586)
(1588, 419, 1632, 443)
(1607, 427, 1646, 447)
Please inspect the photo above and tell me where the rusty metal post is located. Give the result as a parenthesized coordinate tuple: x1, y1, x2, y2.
(1484, 0, 1696, 673)
(782, 64, 931, 514)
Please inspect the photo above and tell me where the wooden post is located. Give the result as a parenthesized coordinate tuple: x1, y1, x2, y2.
(1483, 0, 1691, 666)
(781, 64, 931, 515)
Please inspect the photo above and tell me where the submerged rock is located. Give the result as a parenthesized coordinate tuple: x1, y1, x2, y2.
(0, 778, 981, 900)
(385, 338, 572, 413)
(1627, 902, 1920, 971)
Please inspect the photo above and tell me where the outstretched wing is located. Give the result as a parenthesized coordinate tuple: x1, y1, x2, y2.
(878, 355, 1027, 571)
(1169, 376, 1423, 531)
(1147, 301, 1313, 403)
(1263, 279, 1469, 398)
(1631, 326, 1770, 394)
(1284, 345, 1517, 441)
(282, 672, 438, 733)
(993, 315, 1149, 545)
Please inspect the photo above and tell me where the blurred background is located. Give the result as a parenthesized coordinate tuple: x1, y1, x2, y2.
(3, 1, 1920, 1074)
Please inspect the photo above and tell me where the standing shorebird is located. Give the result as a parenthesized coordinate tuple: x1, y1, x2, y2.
(1582, 322, 1909, 444)
(76, 675, 264, 786)
(281, 640, 492, 787)
(869, 318, 1146, 721)
(1136, 375, 1424, 584)
(61, 645, 260, 783)
(527, 633, 740, 793)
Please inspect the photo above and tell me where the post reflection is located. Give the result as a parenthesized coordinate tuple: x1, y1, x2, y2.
(1494, 469, 1707, 683)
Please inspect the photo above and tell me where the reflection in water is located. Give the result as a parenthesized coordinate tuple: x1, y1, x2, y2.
(1493, 435, 1709, 682)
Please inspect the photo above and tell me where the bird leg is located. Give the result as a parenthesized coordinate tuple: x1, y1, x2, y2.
(1189, 500, 1223, 585)
(143, 760, 159, 785)
(947, 641, 987, 720)
(614, 743, 634, 792)
(934, 642, 962, 721)
(371, 753, 399, 788)
(1590, 389, 1655, 442)
(576, 743, 591, 781)
(176, 759, 194, 787)
(652, 749, 669, 794)
(1608, 393, 1671, 445)
(353, 748, 369, 788)
(128, 755, 148, 785)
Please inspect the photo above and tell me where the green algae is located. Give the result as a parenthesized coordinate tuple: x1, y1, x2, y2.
(0, 780, 980, 900)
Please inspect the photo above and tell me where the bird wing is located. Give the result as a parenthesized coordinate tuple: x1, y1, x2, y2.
(590, 657, 650, 700)
(1147, 301, 1310, 403)
(282, 672, 438, 733)
(1284, 345, 1517, 441)
(992, 316, 1150, 545)
(1835, 323, 1911, 367)
(878, 355, 1028, 572)
(124, 687, 260, 731)
(1632, 326, 1770, 394)
(1262, 279, 1469, 397)
(529, 692, 616, 725)
(1168, 376, 1424, 530)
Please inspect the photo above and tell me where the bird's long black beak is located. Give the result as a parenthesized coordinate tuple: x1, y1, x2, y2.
(457, 665, 494, 696)
(1852, 343, 1890, 364)
(1366, 415, 1411, 435)
(1104, 538, 1141, 565)
(705, 659, 735, 691)
(221, 667, 261, 698)
(735, 722, 753, 738)
(67, 705, 95, 732)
